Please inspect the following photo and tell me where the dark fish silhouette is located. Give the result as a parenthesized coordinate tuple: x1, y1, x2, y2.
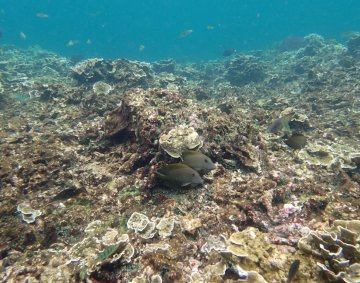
(268, 115, 292, 133)
(156, 163, 204, 187)
(285, 133, 307, 149)
(223, 49, 236, 56)
(52, 188, 85, 202)
(286, 259, 300, 283)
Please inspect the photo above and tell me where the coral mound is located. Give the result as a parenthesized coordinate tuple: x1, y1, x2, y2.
(298, 220, 360, 283)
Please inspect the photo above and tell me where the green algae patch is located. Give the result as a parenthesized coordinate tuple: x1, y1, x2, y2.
(118, 186, 141, 202)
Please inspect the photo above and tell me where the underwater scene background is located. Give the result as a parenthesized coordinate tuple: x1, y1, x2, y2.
(1, 0, 360, 60)
(0, 1, 360, 283)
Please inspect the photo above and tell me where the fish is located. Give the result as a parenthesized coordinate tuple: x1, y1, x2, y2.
(284, 133, 307, 149)
(206, 25, 215, 30)
(156, 163, 204, 187)
(267, 115, 292, 133)
(52, 188, 85, 202)
(223, 49, 236, 56)
(138, 44, 145, 52)
(181, 150, 216, 173)
(179, 29, 193, 38)
(86, 39, 92, 45)
(19, 32, 27, 40)
(36, 12, 49, 18)
(286, 259, 300, 283)
(66, 39, 79, 47)
(341, 31, 360, 39)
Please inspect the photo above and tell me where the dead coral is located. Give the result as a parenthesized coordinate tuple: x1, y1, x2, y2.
(104, 101, 131, 137)
(225, 55, 266, 86)
(71, 58, 155, 87)
(298, 220, 360, 282)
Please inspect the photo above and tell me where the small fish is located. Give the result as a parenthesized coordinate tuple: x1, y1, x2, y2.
(181, 150, 216, 173)
(341, 31, 360, 39)
(206, 25, 215, 30)
(286, 259, 300, 283)
(267, 115, 292, 133)
(223, 49, 236, 56)
(284, 133, 307, 149)
(138, 44, 145, 52)
(66, 39, 79, 47)
(19, 32, 27, 40)
(36, 12, 49, 19)
(179, 29, 193, 38)
(52, 188, 85, 202)
(156, 163, 204, 187)
(86, 39, 92, 45)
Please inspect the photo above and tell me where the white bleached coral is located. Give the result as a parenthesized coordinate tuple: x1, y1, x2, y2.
(159, 125, 203, 158)
(17, 202, 42, 224)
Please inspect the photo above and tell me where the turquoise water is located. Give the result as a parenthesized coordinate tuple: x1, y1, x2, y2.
(0, 0, 359, 61)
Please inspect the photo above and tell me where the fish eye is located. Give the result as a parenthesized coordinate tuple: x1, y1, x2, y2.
(204, 159, 208, 163)
(192, 173, 195, 176)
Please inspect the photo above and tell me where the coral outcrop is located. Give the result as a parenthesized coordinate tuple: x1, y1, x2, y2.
(71, 58, 154, 88)
(225, 55, 266, 86)
(298, 220, 360, 283)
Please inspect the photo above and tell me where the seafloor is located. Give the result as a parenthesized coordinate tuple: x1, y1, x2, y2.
(0, 34, 359, 283)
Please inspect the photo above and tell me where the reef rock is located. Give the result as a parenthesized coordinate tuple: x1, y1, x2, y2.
(225, 55, 266, 86)
(298, 220, 360, 282)
(71, 58, 154, 87)
(159, 125, 203, 158)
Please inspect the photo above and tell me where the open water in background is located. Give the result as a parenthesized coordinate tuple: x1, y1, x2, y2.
(0, 0, 359, 61)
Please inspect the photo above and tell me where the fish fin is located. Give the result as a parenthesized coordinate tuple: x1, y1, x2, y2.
(155, 171, 166, 178)
(181, 182, 191, 187)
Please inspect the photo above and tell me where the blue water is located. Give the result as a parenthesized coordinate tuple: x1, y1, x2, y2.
(0, 0, 359, 61)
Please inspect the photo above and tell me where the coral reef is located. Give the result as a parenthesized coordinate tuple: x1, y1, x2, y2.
(0, 33, 359, 282)
(71, 58, 155, 88)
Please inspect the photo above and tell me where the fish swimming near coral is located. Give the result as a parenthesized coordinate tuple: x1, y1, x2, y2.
(156, 163, 204, 187)
(66, 39, 80, 47)
(223, 49, 236, 56)
(286, 259, 300, 283)
(51, 187, 85, 202)
(179, 29, 193, 38)
(268, 114, 292, 133)
(284, 133, 307, 149)
(181, 150, 216, 173)
(19, 32, 27, 40)
(138, 44, 145, 52)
